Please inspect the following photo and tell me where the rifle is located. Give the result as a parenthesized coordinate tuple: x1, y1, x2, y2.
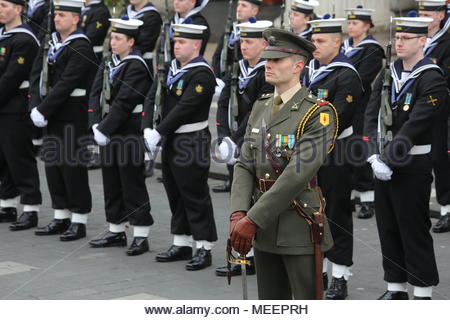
(220, 0, 234, 78)
(100, 52, 111, 117)
(40, 1, 53, 97)
(280, 0, 286, 29)
(228, 35, 239, 135)
(378, 18, 393, 153)
(154, 0, 171, 127)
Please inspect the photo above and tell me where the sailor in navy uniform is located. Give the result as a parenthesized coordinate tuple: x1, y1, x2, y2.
(343, 5, 385, 219)
(124, 0, 161, 74)
(0, 0, 42, 230)
(87, 17, 154, 256)
(80, 0, 110, 63)
(211, 0, 262, 79)
(170, 0, 210, 57)
(364, 15, 447, 300)
(417, 1, 450, 233)
(29, 0, 96, 241)
(303, 15, 363, 299)
(143, 23, 217, 271)
(26, 0, 52, 41)
(214, 19, 273, 277)
(289, 0, 319, 41)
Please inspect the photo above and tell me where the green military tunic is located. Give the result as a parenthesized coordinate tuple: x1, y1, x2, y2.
(231, 85, 336, 255)
(230, 84, 337, 299)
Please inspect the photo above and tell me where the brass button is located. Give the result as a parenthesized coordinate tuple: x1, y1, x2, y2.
(264, 173, 270, 179)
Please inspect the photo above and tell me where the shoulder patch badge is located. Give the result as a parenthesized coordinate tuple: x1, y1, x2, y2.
(427, 95, 438, 106)
(17, 57, 25, 64)
(195, 84, 203, 93)
(320, 112, 330, 126)
(96, 21, 103, 29)
(346, 95, 353, 103)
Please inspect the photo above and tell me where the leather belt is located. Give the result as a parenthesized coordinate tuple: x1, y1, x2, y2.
(256, 175, 318, 193)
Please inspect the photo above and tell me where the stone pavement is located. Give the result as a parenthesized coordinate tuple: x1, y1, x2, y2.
(0, 157, 449, 300)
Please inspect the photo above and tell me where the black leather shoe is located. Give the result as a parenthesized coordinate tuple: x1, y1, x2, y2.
(0, 207, 17, 222)
(126, 237, 149, 256)
(325, 276, 348, 300)
(89, 231, 127, 248)
(9, 211, 38, 231)
(414, 296, 431, 300)
(358, 202, 375, 219)
(215, 256, 256, 276)
(186, 248, 212, 271)
(35, 219, 71, 235)
(212, 182, 231, 193)
(432, 213, 450, 233)
(378, 290, 409, 300)
(155, 245, 192, 262)
(323, 272, 329, 291)
(60, 223, 86, 241)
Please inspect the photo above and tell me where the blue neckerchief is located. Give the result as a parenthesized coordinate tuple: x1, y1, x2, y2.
(390, 57, 442, 104)
(238, 59, 266, 91)
(298, 26, 312, 40)
(424, 17, 450, 56)
(166, 56, 211, 89)
(341, 35, 382, 58)
(0, 24, 40, 46)
(228, 22, 240, 48)
(108, 50, 148, 83)
(27, 0, 45, 17)
(48, 30, 89, 64)
(126, 2, 158, 20)
(304, 53, 359, 90)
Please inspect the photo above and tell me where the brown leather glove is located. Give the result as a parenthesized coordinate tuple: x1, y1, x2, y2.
(230, 216, 258, 255)
(229, 211, 246, 236)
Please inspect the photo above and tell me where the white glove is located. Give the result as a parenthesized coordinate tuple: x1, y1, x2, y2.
(218, 137, 237, 164)
(92, 124, 110, 146)
(368, 154, 393, 181)
(144, 128, 161, 155)
(214, 78, 226, 98)
(30, 107, 48, 127)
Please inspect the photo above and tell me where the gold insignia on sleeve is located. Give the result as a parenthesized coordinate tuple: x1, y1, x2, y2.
(17, 57, 25, 64)
(427, 96, 438, 106)
(346, 95, 353, 103)
(96, 21, 103, 29)
(320, 112, 330, 126)
(195, 84, 203, 93)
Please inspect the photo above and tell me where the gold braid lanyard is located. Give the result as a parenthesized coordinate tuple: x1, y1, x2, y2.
(296, 101, 339, 153)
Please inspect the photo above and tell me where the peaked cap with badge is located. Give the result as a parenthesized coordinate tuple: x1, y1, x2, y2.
(261, 28, 315, 59)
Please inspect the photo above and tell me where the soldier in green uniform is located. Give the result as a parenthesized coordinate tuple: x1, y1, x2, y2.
(229, 28, 337, 300)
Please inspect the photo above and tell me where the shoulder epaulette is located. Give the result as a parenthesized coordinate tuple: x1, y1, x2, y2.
(258, 93, 273, 100)
(304, 92, 323, 104)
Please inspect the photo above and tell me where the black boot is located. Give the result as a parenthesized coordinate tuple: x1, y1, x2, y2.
(60, 223, 86, 241)
(378, 290, 409, 300)
(155, 245, 192, 262)
(35, 219, 71, 235)
(212, 181, 231, 193)
(126, 237, 149, 256)
(414, 296, 431, 300)
(325, 277, 348, 300)
(358, 202, 375, 219)
(9, 211, 38, 231)
(215, 256, 256, 276)
(89, 231, 127, 248)
(186, 248, 212, 271)
(432, 213, 450, 233)
(0, 207, 17, 223)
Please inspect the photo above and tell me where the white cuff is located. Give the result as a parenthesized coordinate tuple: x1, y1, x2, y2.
(23, 205, 39, 212)
(133, 226, 150, 238)
(387, 282, 407, 292)
(359, 190, 374, 202)
(54, 209, 71, 219)
(332, 263, 353, 280)
(109, 222, 127, 233)
(173, 234, 193, 247)
(414, 286, 433, 297)
(71, 213, 88, 224)
(196, 240, 214, 250)
(0, 196, 20, 208)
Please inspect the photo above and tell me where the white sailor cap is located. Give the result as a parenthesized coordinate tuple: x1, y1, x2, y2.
(345, 5, 375, 26)
(53, 0, 85, 13)
(291, 0, 319, 15)
(417, 0, 447, 11)
(237, 18, 273, 38)
(393, 11, 433, 34)
(172, 23, 207, 40)
(110, 17, 143, 37)
(309, 14, 346, 34)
